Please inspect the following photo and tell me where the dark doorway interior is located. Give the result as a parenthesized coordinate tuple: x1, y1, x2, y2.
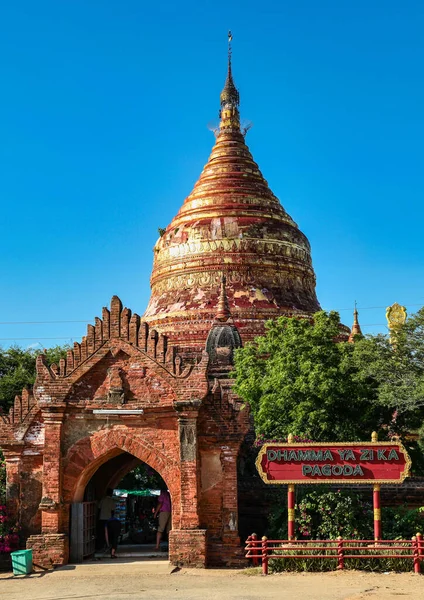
(70, 451, 170, 562)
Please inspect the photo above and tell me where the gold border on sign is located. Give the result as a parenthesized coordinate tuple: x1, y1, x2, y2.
(255, 441, 412, 485)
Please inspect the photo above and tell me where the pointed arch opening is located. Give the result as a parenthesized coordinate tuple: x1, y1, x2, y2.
(63, 428, 180, 562)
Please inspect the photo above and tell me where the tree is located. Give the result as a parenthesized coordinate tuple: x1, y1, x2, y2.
(351, 308, 424, 435)
(118, 463, 165, 491)
(233, 311, 390, 442)
(0, 345, 69, 412)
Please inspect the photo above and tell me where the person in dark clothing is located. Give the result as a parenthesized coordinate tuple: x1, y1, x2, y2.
(107, 510, 121, 558)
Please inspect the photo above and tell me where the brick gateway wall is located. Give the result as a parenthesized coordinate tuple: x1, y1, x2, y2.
(0, 297, 249, 569)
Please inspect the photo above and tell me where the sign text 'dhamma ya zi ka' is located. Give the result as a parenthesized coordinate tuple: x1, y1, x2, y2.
(255, 443, 411, 484)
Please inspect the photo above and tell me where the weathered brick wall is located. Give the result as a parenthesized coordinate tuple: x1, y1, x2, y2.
(27, 533, 69, 570)
(19, 455, 43, 537)
(169, 529, 207, 567)
(197, 378, 250, 565)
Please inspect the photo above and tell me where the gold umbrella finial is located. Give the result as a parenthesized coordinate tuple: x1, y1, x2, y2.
(386, 303, 407, 343)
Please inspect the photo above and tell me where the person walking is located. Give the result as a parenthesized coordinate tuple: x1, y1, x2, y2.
(98, 488, 116, 549)
(153, 489, 171, 550)
(107, 510, 121, 558)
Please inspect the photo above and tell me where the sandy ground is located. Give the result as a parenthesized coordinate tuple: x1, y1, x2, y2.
(0, 558, 422, 600)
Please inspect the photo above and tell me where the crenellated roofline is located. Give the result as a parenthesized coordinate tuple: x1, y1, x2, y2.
(44, 295, 200, 379)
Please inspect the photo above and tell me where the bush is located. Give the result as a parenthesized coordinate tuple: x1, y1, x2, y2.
(382, 505, 424, 540)
(296, 489, 373, 540)
(266, 487, 424, 543)
(0, 505, 19, 555)
(0, 453, 5, 504)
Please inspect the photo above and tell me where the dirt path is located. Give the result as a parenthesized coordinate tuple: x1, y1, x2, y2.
(0, 559, 422, 600)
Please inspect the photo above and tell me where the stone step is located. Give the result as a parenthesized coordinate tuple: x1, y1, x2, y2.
(93, 551, 167, 559)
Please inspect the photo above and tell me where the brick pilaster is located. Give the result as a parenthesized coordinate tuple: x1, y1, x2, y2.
(40, 407, 66, 533)
(175, 400, 201, 529)
(222, 443, 239, 534)
(2, 446, 24, 523)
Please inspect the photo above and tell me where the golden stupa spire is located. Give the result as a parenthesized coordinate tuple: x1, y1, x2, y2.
(219, 31, 241, 131)
(348, 301, 363, 342)
(215, 275, 232, 322)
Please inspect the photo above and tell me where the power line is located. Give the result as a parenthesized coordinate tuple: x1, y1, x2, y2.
(325, 303, 424, 312)
(0, 303, 422, 325)
(0, 320, 89, 324)
(0, 337, 75, 341)
(0, 323, 389, 341)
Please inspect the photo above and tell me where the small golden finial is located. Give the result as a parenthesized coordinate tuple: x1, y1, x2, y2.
(371, 431, 378, 442)
(215, 274, 232, 321)
(287, 433, 294, 444)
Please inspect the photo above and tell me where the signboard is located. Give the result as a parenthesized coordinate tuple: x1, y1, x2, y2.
(256, 442, 411, 485)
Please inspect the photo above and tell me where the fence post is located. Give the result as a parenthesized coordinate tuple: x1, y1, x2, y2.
(337, 536, 344, 570)
(246, 535, 252, 563)
(417, 532, 422, 561)
(262, 536, 268, 576)
(247, 533, 259, 566)
(251, 533, 259, 566)
(413, 534, 421, 574)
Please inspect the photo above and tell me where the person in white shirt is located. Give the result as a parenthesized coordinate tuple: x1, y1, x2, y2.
(98, 488, 116, 549)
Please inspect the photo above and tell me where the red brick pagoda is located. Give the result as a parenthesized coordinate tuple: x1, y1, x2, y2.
(0, 38, 320, 569)
(145, 44, 319, 348)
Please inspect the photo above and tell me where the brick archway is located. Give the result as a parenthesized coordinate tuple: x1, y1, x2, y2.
(62, 426, 181, 527)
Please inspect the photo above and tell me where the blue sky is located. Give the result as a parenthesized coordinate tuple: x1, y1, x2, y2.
(1, 1, 423, 348)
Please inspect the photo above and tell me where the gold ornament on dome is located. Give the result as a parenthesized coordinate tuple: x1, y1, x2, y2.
(153, 237, 310, 266)
(386, 303, 407, 331)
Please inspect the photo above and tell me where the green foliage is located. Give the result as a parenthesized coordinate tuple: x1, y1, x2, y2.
(0, 345, 69, 411)
(233, 311, 386, 441)
(296, 489, 373, 539)
(269, 550, 413, 573)
(382, 505, 424, 540)
(118, 463, 164, 491)
(264, 488, 288, 540)
(351, 307, 424, 435)
(267, 487, 423, 542)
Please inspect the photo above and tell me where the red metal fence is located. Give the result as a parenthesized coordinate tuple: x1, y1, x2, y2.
(245, 533, 423, 575)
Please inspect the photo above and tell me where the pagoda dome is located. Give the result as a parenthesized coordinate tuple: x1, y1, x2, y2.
(144, 41, 320, 348)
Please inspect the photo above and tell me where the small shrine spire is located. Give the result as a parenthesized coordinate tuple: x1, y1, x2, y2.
(348, 301, 363, 343)
(215, 275, 232, 322)
(206, 273, 242, 366)
(219, 31, 241, 131)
